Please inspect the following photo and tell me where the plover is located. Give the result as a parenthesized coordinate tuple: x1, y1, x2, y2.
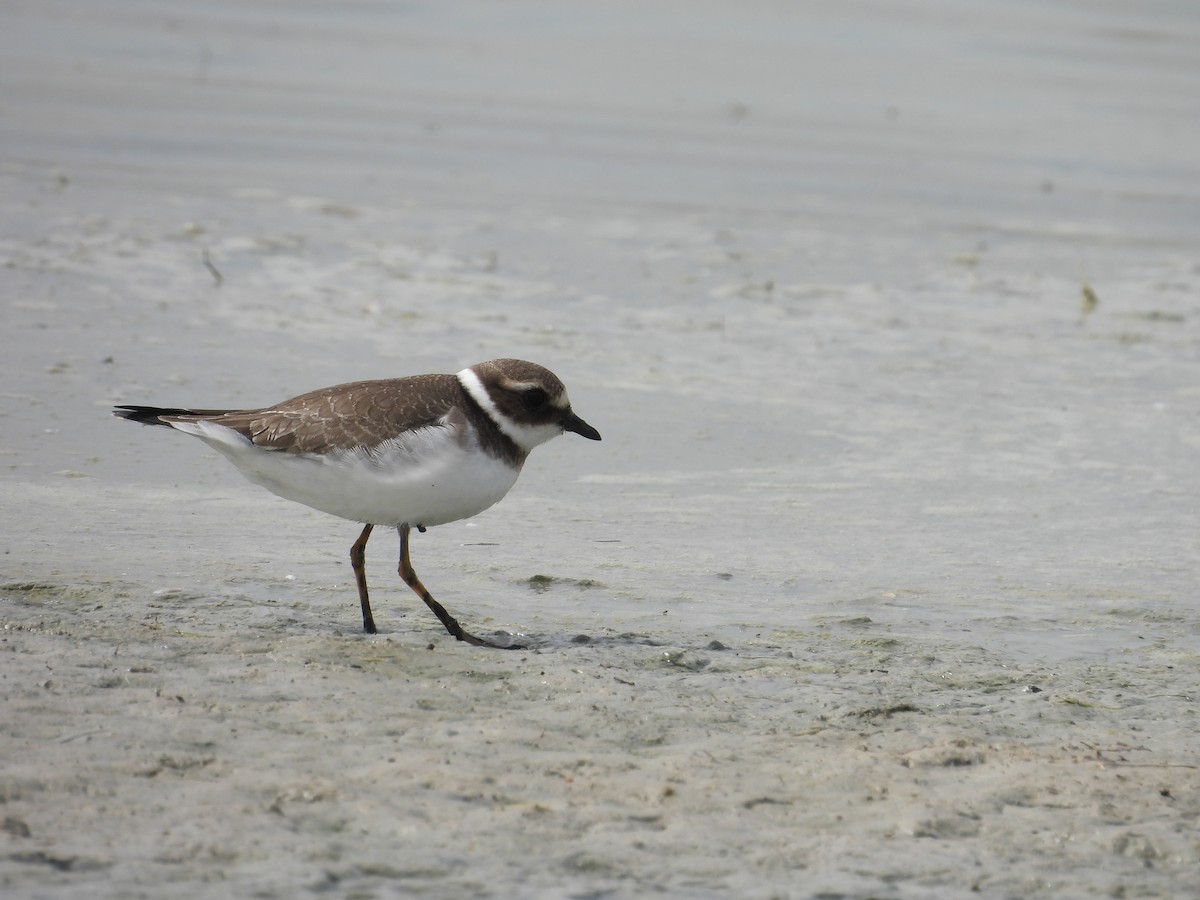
(113, 358, 601, 647)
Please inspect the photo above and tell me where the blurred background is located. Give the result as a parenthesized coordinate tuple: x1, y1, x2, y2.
(4, 0, 1197, 631)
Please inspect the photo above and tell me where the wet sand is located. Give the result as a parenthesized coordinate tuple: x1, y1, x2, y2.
(3, 2, 1200, 897)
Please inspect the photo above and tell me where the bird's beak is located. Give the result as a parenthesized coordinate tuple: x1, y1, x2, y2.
(563, 411, 601, 441)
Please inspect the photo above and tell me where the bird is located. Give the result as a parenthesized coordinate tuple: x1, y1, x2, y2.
(113, 358, 602, 647)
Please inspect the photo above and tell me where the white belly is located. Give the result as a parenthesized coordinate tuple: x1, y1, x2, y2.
(181, 420, 522, 527)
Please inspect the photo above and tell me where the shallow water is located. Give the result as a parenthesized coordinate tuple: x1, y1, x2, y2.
(3, 1, 1200, 897)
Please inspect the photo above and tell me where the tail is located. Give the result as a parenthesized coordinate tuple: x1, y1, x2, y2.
(112, 405, 229, 426)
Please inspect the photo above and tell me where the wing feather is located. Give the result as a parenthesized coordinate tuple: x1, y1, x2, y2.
(158, 374, 462, 455)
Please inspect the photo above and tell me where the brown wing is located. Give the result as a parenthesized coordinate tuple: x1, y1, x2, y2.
(164, 374, 463, 455)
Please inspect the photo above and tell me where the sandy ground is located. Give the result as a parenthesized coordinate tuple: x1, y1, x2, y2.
(3, 1, 1200, 897)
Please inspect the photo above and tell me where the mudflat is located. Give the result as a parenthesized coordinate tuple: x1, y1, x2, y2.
(2, 2, 1199, 897)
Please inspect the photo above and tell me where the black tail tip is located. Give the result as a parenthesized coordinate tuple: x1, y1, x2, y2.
(112, 405, 173, 425)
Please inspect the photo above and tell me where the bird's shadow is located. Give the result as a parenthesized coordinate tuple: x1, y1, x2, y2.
(346, 627, 668, 652)
(458, 630, 669, 652)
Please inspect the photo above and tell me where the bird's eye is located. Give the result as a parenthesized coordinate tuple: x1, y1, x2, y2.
(522, 387, 548, 408)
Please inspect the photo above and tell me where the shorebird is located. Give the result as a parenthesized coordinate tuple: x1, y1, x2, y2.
(113, 358, 601, 647)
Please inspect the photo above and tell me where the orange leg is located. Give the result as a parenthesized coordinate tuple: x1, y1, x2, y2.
(397, 523, 516, 648)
